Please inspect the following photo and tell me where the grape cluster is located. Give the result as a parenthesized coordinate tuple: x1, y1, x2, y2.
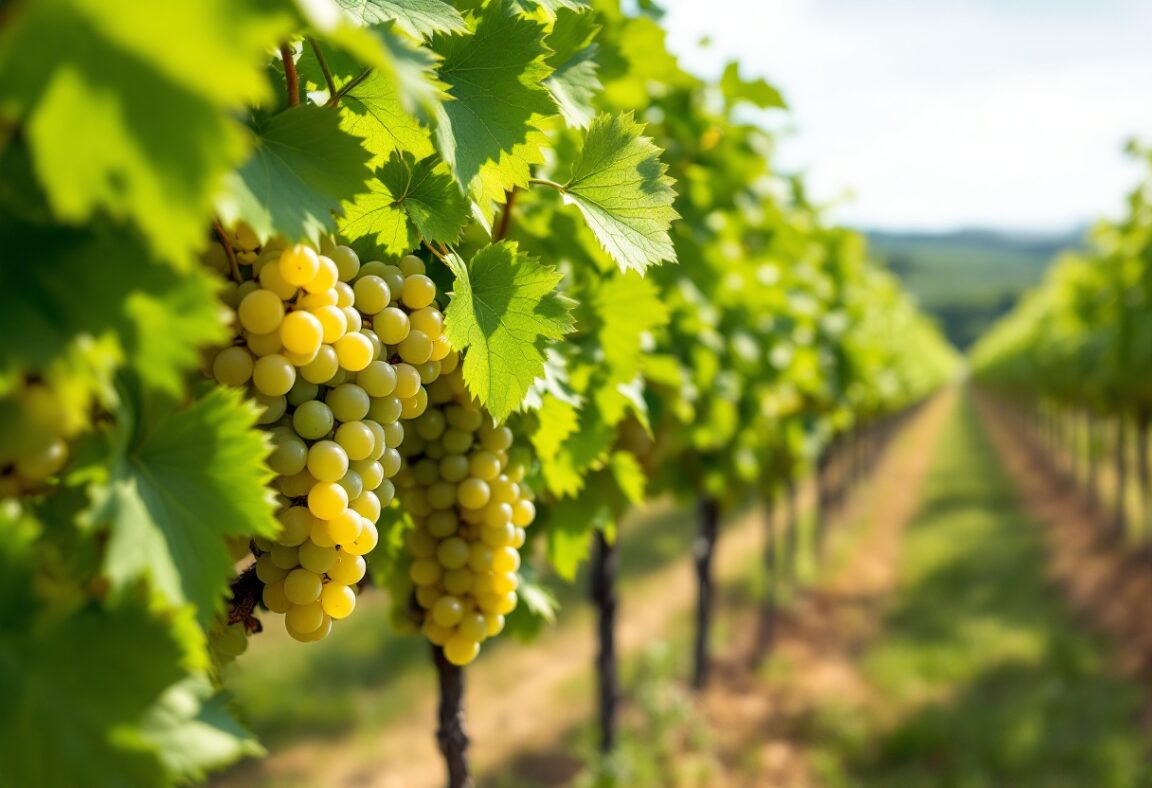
(206, 230, 454, 643)
(0, 382, 70, 498)
(396, 365, 536, 666)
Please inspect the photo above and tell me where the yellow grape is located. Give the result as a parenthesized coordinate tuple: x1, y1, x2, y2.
(334, 333, 374, 372)
(304, 255, 339, 294)
(212, 346, 254, 386)
(321, 584, 357, 619)
(238, 289, 285, 335)
(252, 354, 296, 396)
(279, 245, 320, 287)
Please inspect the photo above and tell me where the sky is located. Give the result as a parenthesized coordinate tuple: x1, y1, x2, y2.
(659, 0, 1152, 233)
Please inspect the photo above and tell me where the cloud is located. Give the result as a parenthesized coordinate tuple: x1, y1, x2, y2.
(661, 0, 1152, 230)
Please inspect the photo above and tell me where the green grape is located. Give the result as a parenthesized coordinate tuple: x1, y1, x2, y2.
(356, 260, 390, 281)
(441, 428, 474, 455)
(382, 421, 405, 448)
(342, 306, 363, 333)
(416, 411, 446, 442)
(368, 395, 403, 425)
(353, 275, 391, 315)
(409, 307, 444, 338)
(212, 346, 254, 386)
(350, 490, 381, 521)
(256, 553, 288, 584)
(296, 346, 334, 385)
(259, 259, 299, 300)
(270, 543, 299, 570)
(238, 289, 285, 335)
(252, 354, 296, 396)
(357, 360, 397, 398)
(287, 378, 320, 407)
(298, 539, 338, 573)
(338, 469, 363, 501)
(268, 430, 308, 476)
(352, 459, 384, 491)
(399, 254, 425, 276)
(437, 537, 470, 570)
(457, 613, 487, 643)
(330, 245, 360, 281)
(469, 451, 501, 481)
(334, 281, 355, 308)
(335, 421, 375, 461)
(457, 478, 490, 510)
(306, 440, 349, 483)
(439, 454, 470, 483)
(246, 329, 284, 358)
(213, 622, 249, 659)
(286, 600, 325, 634)
(293, 400, 334, 440)
(277, 506, 315, 547)
(393, 364, 422, 399)
(283, 568, 323, 605)
(375, 307, 411, 345)
(263, 581, 292, 613)
(432, 595, 464, 627)
(401, 274, 437, 310)
(398, 330, 432, 364)
(326, 384, 371, 422)
(328, 551, 367, 584)
(443, 568, 474, 596)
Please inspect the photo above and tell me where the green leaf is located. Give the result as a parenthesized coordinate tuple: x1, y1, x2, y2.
(558, 112, 678, 273)
(542, 493, 608, 580)
(334, 0, 468, 39)
(217, 105, 372, 247)
(82, 383, 279, 627)
(543, 7, 601, 128)
(338, 67, 437, 165)
(719, 61, 788, 110)
(443, 242, 575, 421)
(0, 0, 294, 263)
(339, 152, 469, 255)
(431, 2, 555, 212)
(140, 677, 265, 783)
(0, 518, 188, 788)
(0, 220, 228, 398)
(590, 272, 669, 382)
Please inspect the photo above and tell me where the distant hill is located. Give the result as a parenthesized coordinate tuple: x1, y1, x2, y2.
(866, 228, 1084, 349)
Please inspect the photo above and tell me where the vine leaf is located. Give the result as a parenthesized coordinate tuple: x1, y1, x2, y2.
(544, 7, 601, 128)
(339, 152, 468, 256)
(334, 0, 468, 39)
(557, 111, 679, 273)
(0, 220, 228, 444)
(0, 512, 188, 787)
(431, 2, 555, 215)
(0, 0, 294, 264)
(719, 61, 788, 111)
(444, 242, 575, 421)
(216, 105, 372, 246)
(82, 383, 279, 628)
(140, 678, 265, 782)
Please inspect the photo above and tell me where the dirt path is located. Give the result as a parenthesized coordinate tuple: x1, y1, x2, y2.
(978, 395, 1152, 685)
(698, 390, 956, 787)
(225, 467, 819, 786)
(222, 394, 952, 788)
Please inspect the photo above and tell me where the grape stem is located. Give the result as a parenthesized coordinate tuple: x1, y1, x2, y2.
(433, 646, 473, 788)
(211, 219, 242, 282)
(327, 68, 372, 108)
(307, 37, 337, 100)
(527, 177, 566, 192)
(492, 189, 517, 242)
(280, 44, 299, 108)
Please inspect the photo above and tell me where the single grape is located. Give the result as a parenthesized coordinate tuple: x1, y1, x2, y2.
(252, 354, 296, 396)
(212, 346, 254, 386)
(279, 245, 320, 287)
(307, 440, 349, 483)
(283, 568, 323, 605)
(293, 400, 334, 440)
(321, 583, 357, 619)
(238, 289, 285, 335)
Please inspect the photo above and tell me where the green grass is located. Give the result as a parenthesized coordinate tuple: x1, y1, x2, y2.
(812, 392, 1151, 787)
